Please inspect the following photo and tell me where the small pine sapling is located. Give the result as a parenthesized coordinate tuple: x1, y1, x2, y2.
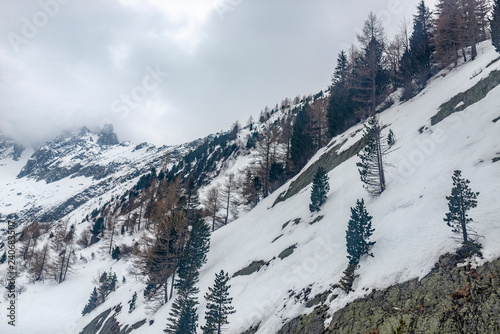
(128, 292, 137, 313)
(444, 170, 481, 257)
(82, 287, 99, 316)
(309, 167, 330, 212)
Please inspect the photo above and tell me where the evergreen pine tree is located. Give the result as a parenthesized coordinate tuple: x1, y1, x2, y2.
(345, 199, 375, 266)
(491, 0, 500, 52)
(128, 292, 137, 313)
(444, 170, 480, 251)
(412, 1, 433, 79)
(98, 271, 109, 303)
(164, 265, 200, 334)
(356, 116, 388, 196)
(111, 245, 120, 260)
(165, 218, 210, 334)
(328, 51, 357, 137)
(202, 270, 236, 334)
(82, 287, 99, 316)
(309, 167, 330, 212)
(290, 106, 314, 172)
(109, 271, 118, 292)
(387, 129, 395, 147)
(341, 199, 375, 292)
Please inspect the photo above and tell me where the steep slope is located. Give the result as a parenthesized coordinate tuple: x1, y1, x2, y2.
(0, 126, 200, 224)
(1, 41, 499, 334)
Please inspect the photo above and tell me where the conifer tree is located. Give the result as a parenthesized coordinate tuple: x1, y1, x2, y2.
(82, 287, 99, 316)
(345, 199, 375, 266)
(165, 267, 200, 334)
(492, 0, 500, 52)
(356, 116, 388, 196)
(165, 218, 210, 334)
(444, 170, 480, 250)
(109, 271, 118, 292)
(290, 105, 314, 172)
(341, 199, 375, 292)
(328, 50, 357, 137)
(128, 292, 137, 313)
(111, 245, 120, 260)
(407, 1, 433, 89)
(309, 167, 330, 212)
(202, 270, 236, 334)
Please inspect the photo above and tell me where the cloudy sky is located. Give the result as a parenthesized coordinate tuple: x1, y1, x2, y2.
(0, 0, 438, 147)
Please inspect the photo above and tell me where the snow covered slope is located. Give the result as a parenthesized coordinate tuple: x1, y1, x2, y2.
(1, 41, 500, 334)
(0, 126, 200, 224)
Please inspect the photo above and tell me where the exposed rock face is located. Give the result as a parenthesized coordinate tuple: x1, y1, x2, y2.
(277, 306, 328, 334)
(431, 69, 500, 125)
(277, 254, 500, 334)
(7, 126, 202, 223)
(0, 134, 25, 161)
(80, 306, 146, 334)
(97, 124, 120, 146)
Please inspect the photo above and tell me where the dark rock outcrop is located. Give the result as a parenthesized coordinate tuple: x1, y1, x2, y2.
(277, 255, 500, 334)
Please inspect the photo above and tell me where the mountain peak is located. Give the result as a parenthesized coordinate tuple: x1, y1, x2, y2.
(97, 124, 119, 146)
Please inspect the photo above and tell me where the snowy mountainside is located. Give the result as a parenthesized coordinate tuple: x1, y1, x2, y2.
(0, 125, 200, 224)
(0, 42, 499, 334)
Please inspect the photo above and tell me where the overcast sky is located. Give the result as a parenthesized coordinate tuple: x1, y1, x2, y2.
(0, 0, 438, 147)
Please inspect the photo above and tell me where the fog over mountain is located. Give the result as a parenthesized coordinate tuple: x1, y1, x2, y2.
(0, 0, 433, 147)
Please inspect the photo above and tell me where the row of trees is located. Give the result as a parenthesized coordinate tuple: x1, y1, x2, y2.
(339, 170, 481, 293)
(82, 270, 118, 315)
(327, 0, 498, 141)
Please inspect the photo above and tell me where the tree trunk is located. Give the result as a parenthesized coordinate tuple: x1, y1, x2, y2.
(375, 129, 386, 193)
(63, 245, 72, 281)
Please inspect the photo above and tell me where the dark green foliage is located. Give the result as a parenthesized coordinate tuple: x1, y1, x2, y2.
(341, 199, 374, 293)
(165, 218, 210, 334)
(444, 170, 480, 248)
(345, 199, 375, 266)
(400, 0, 434, 99)
(91, 208, 99, 218)
(164, 267, 200, 334)
(328, 51, 358, 137)
(290, 106, 314, 171)
(128, 292, 137, 313)
(387, 129, 395, 147)
(492, 0, 500, 52)
(269, 162, 285, 185)
(92, 217, 105, 237)
(339, 263, 358, 293)
(179, 219, 210, 276)
(134, 168, 157, 191)
(111, 246, 121, 260)
(82, 287, 99, 316)
(144, 283, 157, 299)
(309, 167, 330, 212)
(202, 270, 236, 334)
(183, 177, 202, 223)
(109, 272, 118, 292)
(356, 116, 387, 196)
(97, 270, 118, 303)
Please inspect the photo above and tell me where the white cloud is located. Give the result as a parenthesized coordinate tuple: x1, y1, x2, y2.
(0, 0, 434, 147)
